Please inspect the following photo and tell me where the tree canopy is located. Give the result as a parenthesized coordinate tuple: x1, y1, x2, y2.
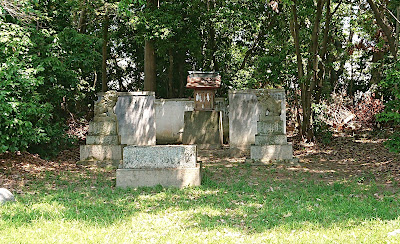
(0, 0, 399, 155)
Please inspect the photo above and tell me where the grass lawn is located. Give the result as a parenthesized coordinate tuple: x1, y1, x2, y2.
(1, 158, 400, 243)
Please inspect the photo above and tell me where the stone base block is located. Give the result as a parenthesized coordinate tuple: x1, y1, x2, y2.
(88, 121, 118, 135)
(250, 144, 293, 161)
(183, 111, 223, 148)
(86, 135, 120, 145)
(256, 120, 284, 134)
(80, 145, 122, 161)
(122, 145, 197, 169)
(116, 164, 201, 188)
(255, 134, 287, 145)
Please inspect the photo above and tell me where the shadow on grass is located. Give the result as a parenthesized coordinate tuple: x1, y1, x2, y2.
(2, 164, 400, 234)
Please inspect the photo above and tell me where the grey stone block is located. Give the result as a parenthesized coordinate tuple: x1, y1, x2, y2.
(256, 120, 285, 134)
(0, 188, 15, 204)
(250, 144, 293, 161)
(80, 145, 122, 161)
(116, 165, 201, 188)
(255, 134, 288, 145)
(122, 145, 197, 169)
(88, 121, 118, 135)
(182, 111, 223, 148)
(86, 135, 120, 145)
(115, 92, 156, 145)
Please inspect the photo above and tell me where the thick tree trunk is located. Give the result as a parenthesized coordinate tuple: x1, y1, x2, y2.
(144, 40, 156, 92)
(144, 0, 157, 92)
(101, 10, 109, 92)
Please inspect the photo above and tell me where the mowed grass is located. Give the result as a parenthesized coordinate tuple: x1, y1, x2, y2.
(1, 163, 400, 244)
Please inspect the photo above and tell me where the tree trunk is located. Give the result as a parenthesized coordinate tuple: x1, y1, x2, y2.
(101, 10, 109, 92)
(167, 49, 174, 98)
(78, 0, 87, 34)
(178, 51, 185, 98)
(144, 40, 156, 92)
(291, 0, 305, 136)
(367, 0, 397, 59)
(144, 0, 157, 92)
(315, 0, 331, 103)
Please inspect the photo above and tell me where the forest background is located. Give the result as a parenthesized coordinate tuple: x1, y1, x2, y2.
(0, 0, 399, 157)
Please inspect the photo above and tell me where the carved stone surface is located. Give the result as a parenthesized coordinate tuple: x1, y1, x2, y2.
(94, 90, 118, 119)
(80, 90, 121, 167)
(255, 90, 281, 117)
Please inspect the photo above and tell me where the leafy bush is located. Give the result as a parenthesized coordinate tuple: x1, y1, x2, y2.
(377, 61, 400, 125)
(377, 61, 400, 153)
(0, 22, 53, 153)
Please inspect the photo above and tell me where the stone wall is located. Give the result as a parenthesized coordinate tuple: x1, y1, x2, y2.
(155, 98, 228, 144)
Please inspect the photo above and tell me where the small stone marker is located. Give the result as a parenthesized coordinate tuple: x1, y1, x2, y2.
(0, 188, 15, 204)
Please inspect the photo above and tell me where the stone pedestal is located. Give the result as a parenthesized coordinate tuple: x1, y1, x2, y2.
(182, 111, 223, 149)
(116, 145, 201, 188)
(80, 92, 122, 167)
(250, 101, 294, 162)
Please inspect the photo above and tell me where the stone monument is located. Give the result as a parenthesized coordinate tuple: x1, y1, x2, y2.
(250, 90, 294, 162)
(80, 90, 122, 167)
(116, 145, 201, 188)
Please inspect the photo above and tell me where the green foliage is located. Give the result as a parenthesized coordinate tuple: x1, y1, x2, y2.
(384, 133, 400, 154)
(0, 22, 53, 153)
(377, 61, 400, 125)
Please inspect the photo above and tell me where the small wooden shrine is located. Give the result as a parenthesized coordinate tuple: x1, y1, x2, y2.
(186, 71, 221, 111)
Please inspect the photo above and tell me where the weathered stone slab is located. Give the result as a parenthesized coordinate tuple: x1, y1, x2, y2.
(250, 144, 293, 161)
(80, 145, 122, 161)
(122, 145, 197, 169)
(88, 121, 118, 135)
(255, 134, 288, 145)
(0, 188, 15, 204)
(182, 111, 223, 149)
(116, 165, 201, 188)
(256, 120, 284, 134)
(115, 92, 156, 145)
(86, 135, 120, 145)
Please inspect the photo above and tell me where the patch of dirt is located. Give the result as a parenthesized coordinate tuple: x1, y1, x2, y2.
(1, 130, 399, 192)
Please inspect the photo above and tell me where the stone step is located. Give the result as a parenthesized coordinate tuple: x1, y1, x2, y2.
(256, 120, 284, 134)
(250, 144, 293, 161)
(86, 135, 120, 145)
(116, 164, 201, 188)
(255, 134, 287, 145)
(88, 121, 118, 135)
(80, 145, 122, 161)
(122, 145, 197, 169)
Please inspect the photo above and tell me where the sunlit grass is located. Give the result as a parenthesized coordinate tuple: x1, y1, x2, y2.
(1, 165, 400, 243)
